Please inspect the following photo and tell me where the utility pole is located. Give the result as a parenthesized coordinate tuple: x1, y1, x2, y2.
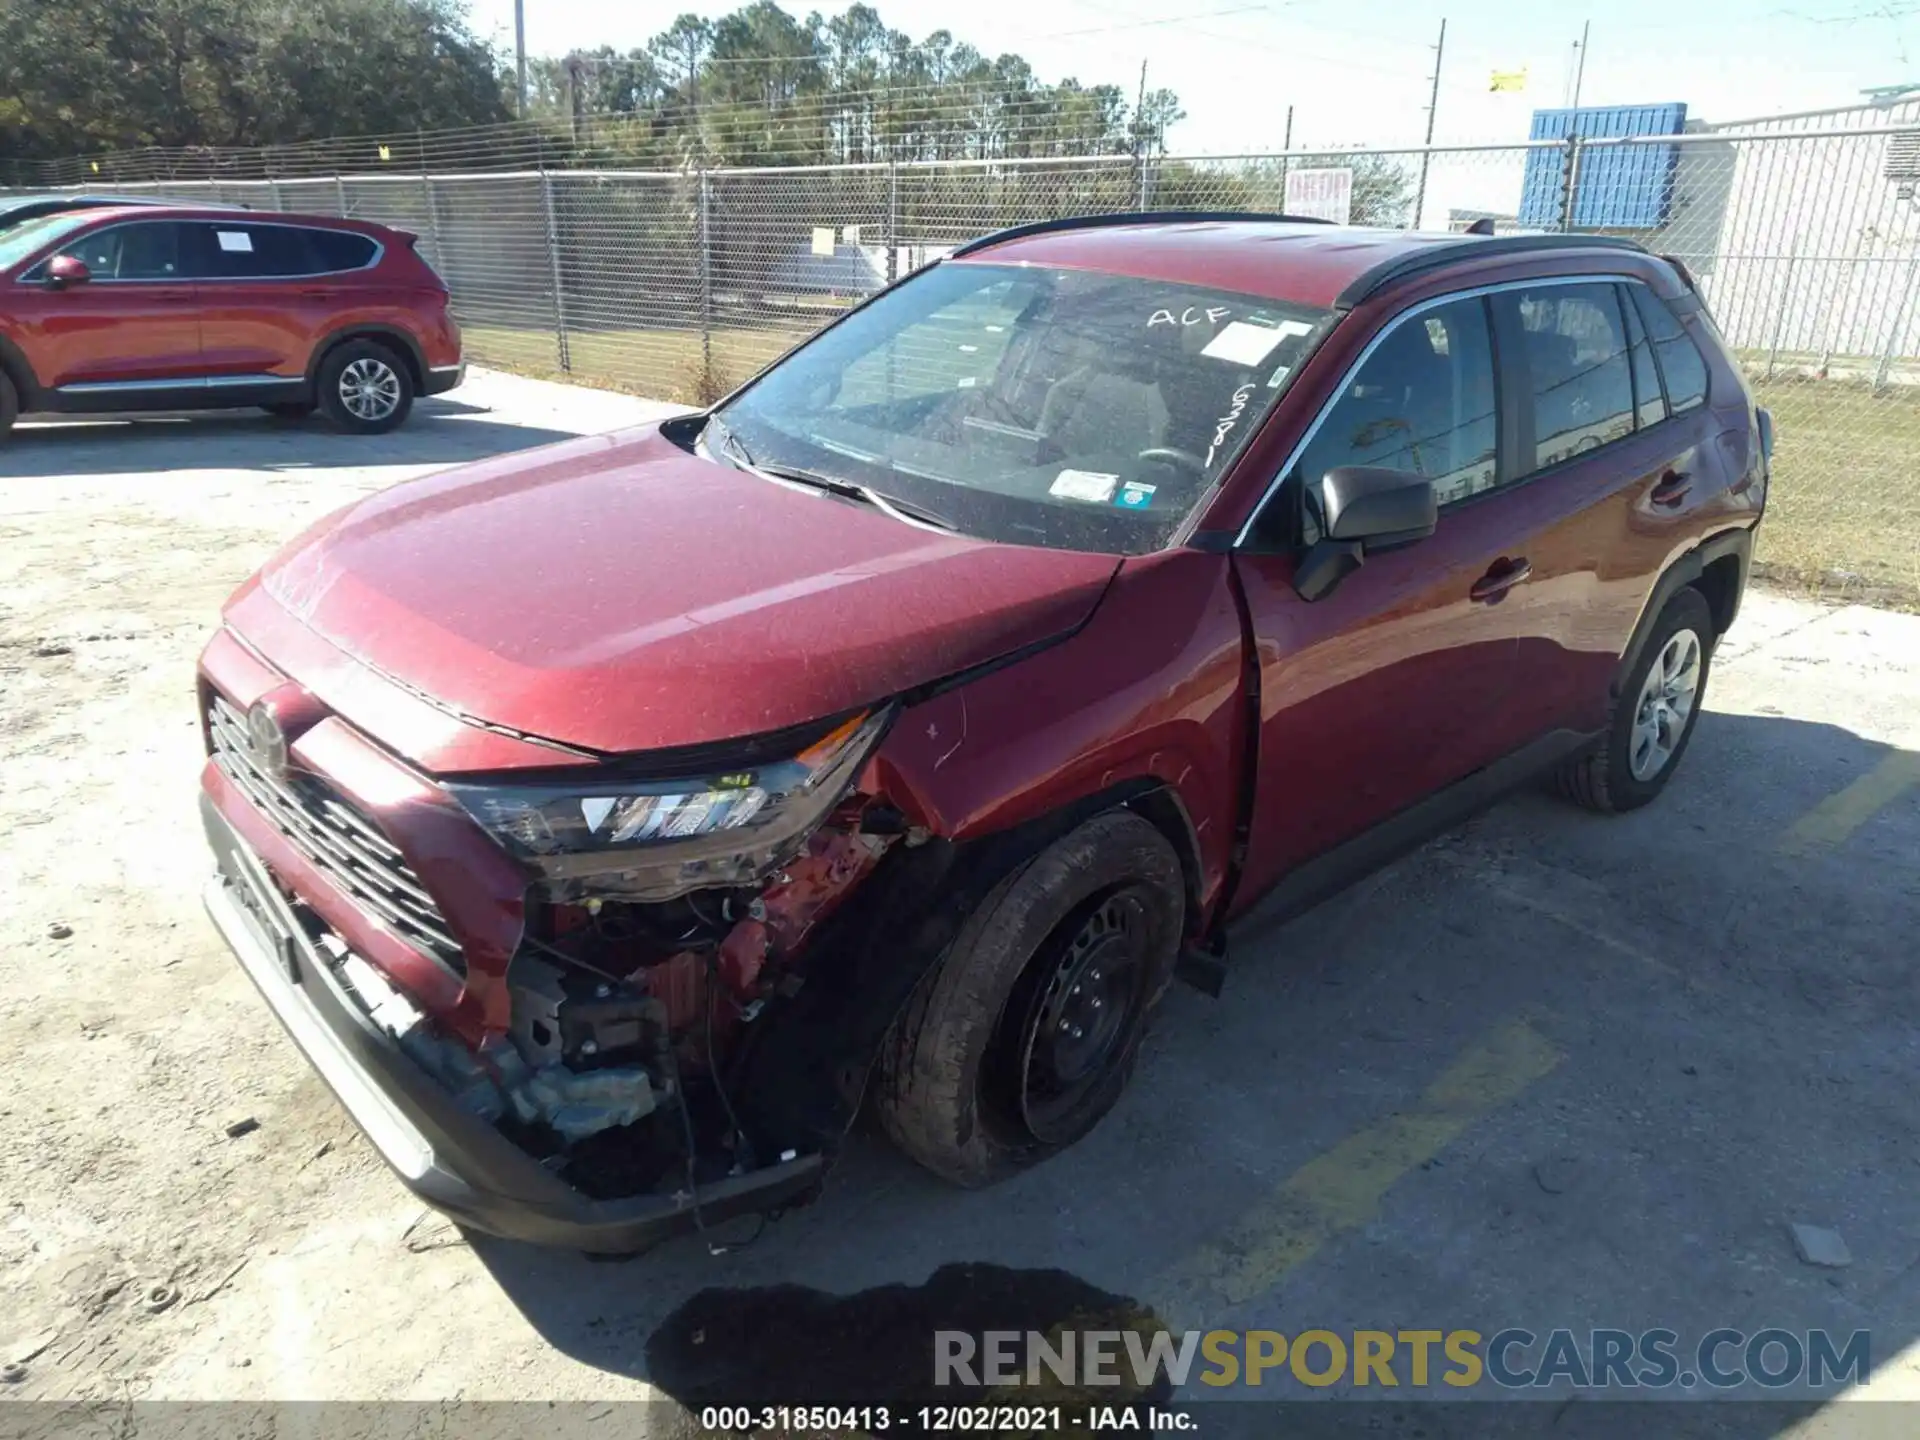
(515, 0, 528, 119)
(1414, 17, 1446, 230)
(1569, 19, 1590, 109)
(565, 53, 586, 145)
(1279, 104, 1293, 209)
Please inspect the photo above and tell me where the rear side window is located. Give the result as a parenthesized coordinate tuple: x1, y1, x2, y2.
(198, 224, 320, 278)
(305, 228, 379, 272)
(1291, 294, 1499, 509)
(1631, 286, 1709, 413)
(1496, 283, 1635, 472)
(1619, 285, 1666, 428)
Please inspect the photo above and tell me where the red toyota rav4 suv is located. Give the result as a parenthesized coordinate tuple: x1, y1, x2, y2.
(0, 205, 462, 437)
(196, 214, 1768, 1251)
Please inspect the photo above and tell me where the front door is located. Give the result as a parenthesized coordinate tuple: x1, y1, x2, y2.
(1230, 290, 1557, 908)
(28, 220, 201, 390)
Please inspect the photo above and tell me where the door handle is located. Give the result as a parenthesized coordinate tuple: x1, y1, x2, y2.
(1470, 557, 1532, 603)
(1651, 469, 1692, 507)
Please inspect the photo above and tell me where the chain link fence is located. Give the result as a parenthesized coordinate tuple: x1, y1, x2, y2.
(9, 112, 1920, 604)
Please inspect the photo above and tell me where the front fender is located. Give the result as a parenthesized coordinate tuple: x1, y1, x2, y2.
(869, 548, 1247, 923)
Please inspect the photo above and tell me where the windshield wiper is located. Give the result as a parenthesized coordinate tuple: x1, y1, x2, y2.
(716, 425, 958, 533)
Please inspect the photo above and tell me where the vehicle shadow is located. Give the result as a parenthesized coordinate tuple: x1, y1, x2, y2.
(4, 399, 580, 476)
(469, 705, 1916, 1432)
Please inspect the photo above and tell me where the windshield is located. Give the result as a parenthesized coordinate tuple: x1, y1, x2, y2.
(712, 261, 1331, 553)
(0, 210, 100, 272)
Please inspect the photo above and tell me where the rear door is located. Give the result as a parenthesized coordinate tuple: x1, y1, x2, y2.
(189, 222, 371, 379)
(20, 220, 201, 390)
(1230, 291, 1553, 897)
(1483, 278, 1719, 740)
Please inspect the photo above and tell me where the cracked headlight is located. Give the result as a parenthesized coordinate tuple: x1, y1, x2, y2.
(447, 708, 891, 901)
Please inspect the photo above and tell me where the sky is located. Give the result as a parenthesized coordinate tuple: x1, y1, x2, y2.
(465, 0, 1919, 155)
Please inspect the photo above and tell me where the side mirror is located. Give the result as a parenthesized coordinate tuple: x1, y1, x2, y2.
(45, 255, 92, 290)
(1293, 466, 1438, 602)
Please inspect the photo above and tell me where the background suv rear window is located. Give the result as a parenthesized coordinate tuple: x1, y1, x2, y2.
(305, 228, 379, 273)
(192, 224, 375, 278)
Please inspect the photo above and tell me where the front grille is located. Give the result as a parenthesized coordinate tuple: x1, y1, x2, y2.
(207, 693, 465, 974)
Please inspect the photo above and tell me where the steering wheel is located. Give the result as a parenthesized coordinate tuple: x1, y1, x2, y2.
(1136, 447, 1208, 475)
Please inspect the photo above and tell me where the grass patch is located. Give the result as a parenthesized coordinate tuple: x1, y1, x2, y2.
(1747, 374, 1920, 610)
(458, 329, 1920, 611)
(462, 324, 802, 406)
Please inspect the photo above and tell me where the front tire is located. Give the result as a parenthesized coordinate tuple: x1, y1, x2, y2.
(0, 370, 17, 439)
(317, 340, 413, 434)
(874, 810, 1184, 1187)
(1554, 586, 1714, 813)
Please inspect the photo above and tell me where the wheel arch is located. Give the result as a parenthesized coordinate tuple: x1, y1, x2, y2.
(729, 779, 1197, 1159)
(1614, 526, 1752, 696)
(0, 333, 44, 409)
(308, 324, 428, 393)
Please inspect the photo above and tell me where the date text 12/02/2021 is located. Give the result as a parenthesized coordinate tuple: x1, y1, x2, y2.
(698, 1407, 1197, 1432)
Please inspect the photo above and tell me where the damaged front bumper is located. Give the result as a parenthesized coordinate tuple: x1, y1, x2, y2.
(200, 794, 824, 1253)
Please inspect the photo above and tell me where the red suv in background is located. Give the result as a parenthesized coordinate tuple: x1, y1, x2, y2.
(0, 206, 462, 437)
(195, 214, 1768, 1252)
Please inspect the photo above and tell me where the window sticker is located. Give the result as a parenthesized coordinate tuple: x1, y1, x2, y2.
(216, 230, 254, 253)
(1202, 317, 1315, 365)
(1049, 469, 1119, 502)
(1114, 481, 1156, 509)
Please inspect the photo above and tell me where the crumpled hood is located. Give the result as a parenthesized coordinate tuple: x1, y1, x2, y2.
(255, 424, 1120, 758)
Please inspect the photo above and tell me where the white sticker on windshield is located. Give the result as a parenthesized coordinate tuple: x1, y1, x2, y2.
(216, 230, 253, 253)
(1202, 319, 1311, 366)
(1049, 469, 1119, 503)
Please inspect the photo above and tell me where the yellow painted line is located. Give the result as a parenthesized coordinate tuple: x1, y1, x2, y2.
(1778, 748, 1920, 856)
(1152, 1019, 1563, 1323)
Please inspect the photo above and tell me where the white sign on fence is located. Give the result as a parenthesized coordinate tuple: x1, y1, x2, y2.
(1284, 167, 1354, 225)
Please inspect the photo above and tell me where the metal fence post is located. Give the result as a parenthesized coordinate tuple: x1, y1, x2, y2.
(1766, 242, 1798, 381)
(541, 170, 572, 374)
(334, 174, 347, 217)
(1873, 248, 1920, 391)
(885, 161, 900, 284)
(422, 172, 444, 271)
(1557, 135, 1583, 232)
(698, 169, 714, 389)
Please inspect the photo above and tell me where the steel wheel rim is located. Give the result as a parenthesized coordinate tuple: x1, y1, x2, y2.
(339, 358, 401, 421)
(1629, 627, 1702, 780)
(1015, 890, 1148, 1142)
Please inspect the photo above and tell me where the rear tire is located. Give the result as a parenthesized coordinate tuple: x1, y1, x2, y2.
(316, 340, 413, 434)
(874, 810, 1184, 1187)
(0, 370, 17, 439)
(1554, 586, 1714, 813)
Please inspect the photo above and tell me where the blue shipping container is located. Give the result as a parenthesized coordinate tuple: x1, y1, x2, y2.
(1517, 102, 1688, 229)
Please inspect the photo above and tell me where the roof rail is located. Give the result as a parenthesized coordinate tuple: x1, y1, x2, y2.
(1334, 232, 1651, 309)
(951, 210, 1335, 258)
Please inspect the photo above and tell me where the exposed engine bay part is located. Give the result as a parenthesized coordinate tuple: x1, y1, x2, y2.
(454, 812, 901, 1194)
(330, 933, 668, 1146)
